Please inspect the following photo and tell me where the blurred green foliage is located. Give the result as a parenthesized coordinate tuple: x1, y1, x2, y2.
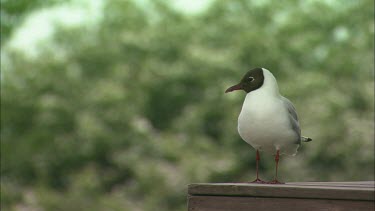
(0, 0, 68, 44)
(1, 0, 374, 210)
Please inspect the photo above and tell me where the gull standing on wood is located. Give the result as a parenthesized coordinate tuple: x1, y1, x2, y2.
(225, 67, 312, 184)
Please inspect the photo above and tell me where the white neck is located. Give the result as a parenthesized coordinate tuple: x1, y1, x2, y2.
(255, 68, 280, 97)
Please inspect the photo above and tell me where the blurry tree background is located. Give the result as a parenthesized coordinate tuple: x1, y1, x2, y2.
(1, 0, 374, 210)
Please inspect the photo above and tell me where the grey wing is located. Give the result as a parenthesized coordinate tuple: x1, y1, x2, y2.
(281, 96, 301, 144)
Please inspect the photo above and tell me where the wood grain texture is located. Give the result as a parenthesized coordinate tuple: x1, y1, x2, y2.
(188, 181, 375, 201)
(188, 195, 375, 211)
(187, 181, 375, 211)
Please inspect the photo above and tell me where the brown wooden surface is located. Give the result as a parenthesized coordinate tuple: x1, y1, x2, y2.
(188, 181, 375, 201)
(188, 196, 375, 211)
(188, 181, 375, 211)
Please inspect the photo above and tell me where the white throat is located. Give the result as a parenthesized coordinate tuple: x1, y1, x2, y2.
(256, 68, 280, 97)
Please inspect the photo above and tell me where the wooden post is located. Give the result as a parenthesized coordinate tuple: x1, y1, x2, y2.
(187, 181, 375, 211)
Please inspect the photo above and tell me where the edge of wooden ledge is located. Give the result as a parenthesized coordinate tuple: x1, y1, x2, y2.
(188, 181, 375, 201)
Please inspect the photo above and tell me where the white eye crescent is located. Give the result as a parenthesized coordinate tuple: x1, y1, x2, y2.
(248, 77, 255, 82)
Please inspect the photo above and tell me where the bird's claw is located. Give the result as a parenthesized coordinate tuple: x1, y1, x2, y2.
(267, 179, 285, 184)
(249, 178, 267, 184)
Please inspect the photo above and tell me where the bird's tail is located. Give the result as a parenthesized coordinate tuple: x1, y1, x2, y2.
(301, 136, 312, 142)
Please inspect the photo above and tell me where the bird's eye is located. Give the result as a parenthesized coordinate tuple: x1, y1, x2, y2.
(248, 77, 255, 82)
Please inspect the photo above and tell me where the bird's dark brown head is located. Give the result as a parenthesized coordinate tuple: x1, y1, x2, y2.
(225, 67, 265, 93)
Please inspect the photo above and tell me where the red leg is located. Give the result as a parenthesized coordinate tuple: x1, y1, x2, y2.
(268, 150, 284, 184)
(250, 150, 266, 183)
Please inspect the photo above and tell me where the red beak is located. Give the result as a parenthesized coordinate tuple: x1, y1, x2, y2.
(225, 84, 242, 93)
